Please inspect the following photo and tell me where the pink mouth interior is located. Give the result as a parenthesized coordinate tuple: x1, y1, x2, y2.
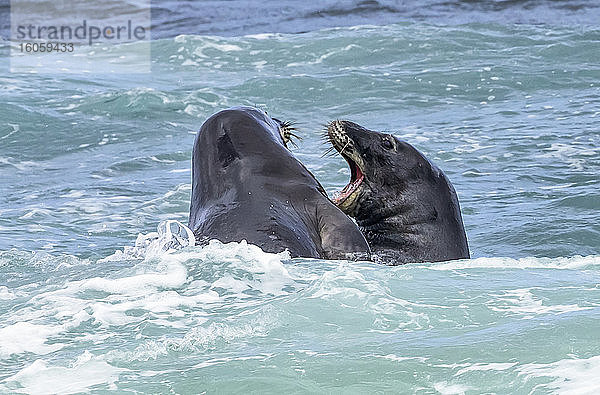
(333, 158, 364, 204)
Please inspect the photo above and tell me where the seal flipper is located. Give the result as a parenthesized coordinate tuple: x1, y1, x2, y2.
(316, 200, 371, 261)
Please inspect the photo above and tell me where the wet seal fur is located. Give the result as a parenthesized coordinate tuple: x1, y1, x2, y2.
(189, 107, 370, 260)
(326, 120, 469, 264)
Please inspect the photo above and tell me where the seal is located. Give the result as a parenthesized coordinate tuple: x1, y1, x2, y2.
(326, 120, 470, 264)
(188, 107, 371, 260)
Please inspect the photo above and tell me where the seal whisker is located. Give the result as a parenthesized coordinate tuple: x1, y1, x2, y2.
(319, 132, 332, 143)
(277, 119, 303, 148)
(321, 146, 334, 155)
(321, 146, 337, 158)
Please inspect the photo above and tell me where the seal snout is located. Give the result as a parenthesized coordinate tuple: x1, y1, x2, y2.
(327, 120, 351, 152)
(326, 120, 360, 157)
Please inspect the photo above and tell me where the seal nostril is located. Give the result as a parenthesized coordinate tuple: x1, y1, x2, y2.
(217, 134, 239, 167)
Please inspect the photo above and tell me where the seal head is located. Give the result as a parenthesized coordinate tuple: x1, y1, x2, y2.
(327, 120, 469, 264)
(189, 107, 370, 260)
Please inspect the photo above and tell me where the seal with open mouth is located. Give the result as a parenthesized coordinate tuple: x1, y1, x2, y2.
(188, 107, 370, 260)
(326, 120, 469, 264)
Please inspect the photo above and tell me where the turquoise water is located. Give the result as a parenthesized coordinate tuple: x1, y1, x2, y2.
(1, 21, 600, 393)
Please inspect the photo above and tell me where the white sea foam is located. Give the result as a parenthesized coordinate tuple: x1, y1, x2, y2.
(0, 322, 64, 357)
(191, 40, 243, 58)
(425, 255, 600, 270)
(376, 354, 429, 363)
(0, 157, 41, 171)
(174, 239, 294, 297)
(536, 142, 600, 171)
(433, 382, 472, 394)
(107, 306, 278, 363)
(487, 288, 592, 318)
(28, 257, 205, 330)
(286, 44, 360, 67)
(104, 221, 294, 304)
(192, 354, 274, 370)
(1, 123, 19, 140)
(518, 355, 600, 394)
(1, 233, 294, 360)
(101, 219, 196, 261)
(2, 352, 125, 394)
(305, 261, 433, 331)
(0, 285, 15, 300)
(454, 362, 518, 376)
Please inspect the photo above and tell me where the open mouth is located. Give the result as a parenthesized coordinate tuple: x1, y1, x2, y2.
(326, 121, 365, 206)
(333, 156, 364, 204)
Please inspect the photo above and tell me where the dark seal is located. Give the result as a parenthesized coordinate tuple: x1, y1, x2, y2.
(188, 107, 370, 260)
(326, 120, 470, 264)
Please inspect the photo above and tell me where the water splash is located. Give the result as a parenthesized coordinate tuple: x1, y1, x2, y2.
(101, 220, 195, 261)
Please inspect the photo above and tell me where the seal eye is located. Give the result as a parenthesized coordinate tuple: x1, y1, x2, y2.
(382, 139, 394, 150)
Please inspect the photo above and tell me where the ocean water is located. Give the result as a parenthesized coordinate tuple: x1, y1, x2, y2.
(1, 3, 600, 393)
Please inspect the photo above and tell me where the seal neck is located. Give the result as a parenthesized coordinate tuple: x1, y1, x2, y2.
(357, 201, 439, 244)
